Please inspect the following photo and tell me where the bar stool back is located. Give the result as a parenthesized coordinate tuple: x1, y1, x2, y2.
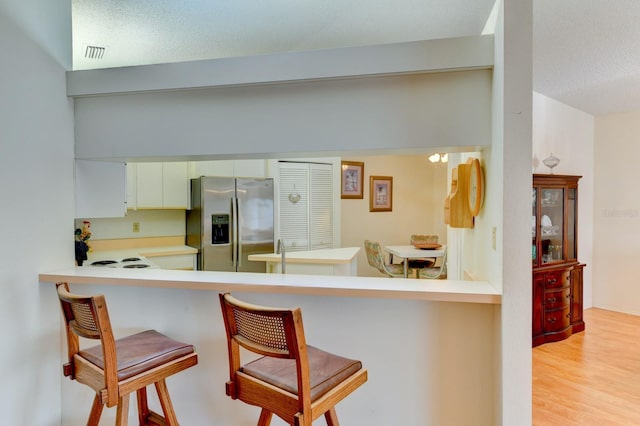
(55, 282, 198, 425)
(219, 292, 368, 426)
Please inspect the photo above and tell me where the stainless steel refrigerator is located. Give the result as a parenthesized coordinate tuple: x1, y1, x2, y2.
(186, 176, 274, 272)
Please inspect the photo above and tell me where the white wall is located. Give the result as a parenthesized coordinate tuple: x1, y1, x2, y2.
(73, 70, 492, 161)
(0, 5, 74, 425)
(496, 0, 534, 424)
(593, 111, 640, 314)
(532, 91, 595, 308)
(75, 210, 186, 240)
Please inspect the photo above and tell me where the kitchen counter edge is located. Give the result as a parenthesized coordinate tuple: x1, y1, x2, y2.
(39, 267, 501, 305)
(248, 247, 360, 265)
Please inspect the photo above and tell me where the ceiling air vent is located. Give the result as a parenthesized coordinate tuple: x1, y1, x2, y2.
(84, 45, 106, 59)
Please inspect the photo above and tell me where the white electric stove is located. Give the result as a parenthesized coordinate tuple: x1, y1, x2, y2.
(88, 256, 158, 269)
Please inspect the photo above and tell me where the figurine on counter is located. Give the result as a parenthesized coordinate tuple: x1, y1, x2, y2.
(74, 220, 92, 266)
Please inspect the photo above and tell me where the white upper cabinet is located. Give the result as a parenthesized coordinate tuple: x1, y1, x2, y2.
(128, 162, 188, 209)
(75, 160, 127, 218)
(162, 163, 189, 208)
(189, 160, 266, 179)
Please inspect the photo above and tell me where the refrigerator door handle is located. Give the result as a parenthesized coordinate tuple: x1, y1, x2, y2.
(231, 197, 237, 268)
(236, 197, 242, 268)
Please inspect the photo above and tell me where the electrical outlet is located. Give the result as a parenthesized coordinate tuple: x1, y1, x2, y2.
(491, 226, 496, 250)
(133, 222, 140, 233)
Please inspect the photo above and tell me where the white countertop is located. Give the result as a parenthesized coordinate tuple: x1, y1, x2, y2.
(39, 267, 501, 304)
(248, 247, 360, 265)
(87, 245, 197, 262)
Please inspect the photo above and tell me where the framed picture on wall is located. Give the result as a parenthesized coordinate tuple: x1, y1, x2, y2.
(341, 161, 364, 199)
(369, 176, 393, 212)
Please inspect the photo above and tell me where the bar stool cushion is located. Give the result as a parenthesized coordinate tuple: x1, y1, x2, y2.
(242, 345, 363, 401)
(79, 329, 195, 381)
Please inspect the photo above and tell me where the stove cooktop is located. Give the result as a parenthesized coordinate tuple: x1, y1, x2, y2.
(89, 257, 157, 269)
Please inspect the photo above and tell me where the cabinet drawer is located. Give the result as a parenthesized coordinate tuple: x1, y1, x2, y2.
(544, 288, 570, 310)
(544, 306, 570, 333)
(543, 270, 568, 289)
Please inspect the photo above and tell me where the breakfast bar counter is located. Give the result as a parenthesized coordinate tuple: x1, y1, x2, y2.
(40, 267, 500, 425)
(39, 267, 500, 304)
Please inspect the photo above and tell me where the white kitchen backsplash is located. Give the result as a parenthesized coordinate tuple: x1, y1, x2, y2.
(75, 209, 186, 240)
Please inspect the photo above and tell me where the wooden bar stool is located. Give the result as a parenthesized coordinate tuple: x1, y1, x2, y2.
(55, 282, 198, 425)
(219, 292, 367, 426)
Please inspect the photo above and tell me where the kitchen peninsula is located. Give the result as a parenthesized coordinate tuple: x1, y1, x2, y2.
(248, 247, 360, 276)
(40, 267, 500, 424)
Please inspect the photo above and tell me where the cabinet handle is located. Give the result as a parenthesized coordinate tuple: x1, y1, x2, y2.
(547, 317, 557, 323)
(548, 278, 557, 285)
(547, 297, 557, 304)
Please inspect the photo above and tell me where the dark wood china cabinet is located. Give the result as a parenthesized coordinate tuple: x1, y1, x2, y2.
(532, 174, 585, 347)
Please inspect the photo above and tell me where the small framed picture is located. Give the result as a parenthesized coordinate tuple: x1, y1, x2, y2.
(341, 161, 364, 199)
(369, 176, 393, 212)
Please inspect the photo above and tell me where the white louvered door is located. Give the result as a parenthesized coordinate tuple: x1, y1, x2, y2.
(279, 163, 309, 251)
(310, 164, 333, 249)
(278, 161, 333, 252)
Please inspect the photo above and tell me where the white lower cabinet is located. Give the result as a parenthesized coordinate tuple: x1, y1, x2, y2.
(127, 162, 188, 209)
(148, 254, 196, 270)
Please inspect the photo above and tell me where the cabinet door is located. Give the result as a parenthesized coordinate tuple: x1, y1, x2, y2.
(135, 163, 164, 208)
(189, 160, 265, 179)
(532, 273, 545, 338)
(126, 163, 137, 209)
(162, 162, 188, 208)
(234, 160, 266, 178)
(189, 160, 234, 178)
(539, 187, 564, 265)
(567, 187, 578, 261)
(570, 265, 584, 325)
(134, 162, 188, 209)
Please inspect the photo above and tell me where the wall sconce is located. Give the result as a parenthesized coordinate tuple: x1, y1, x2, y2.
(428, 153, 448, 163)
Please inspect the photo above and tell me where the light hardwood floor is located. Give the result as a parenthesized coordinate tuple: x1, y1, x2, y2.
(533, 308, 640, 425)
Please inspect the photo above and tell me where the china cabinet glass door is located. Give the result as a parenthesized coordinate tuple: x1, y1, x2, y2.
(567, 188, 577, 260)
(539, 187, 564, 265)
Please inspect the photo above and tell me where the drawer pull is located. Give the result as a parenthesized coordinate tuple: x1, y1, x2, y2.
(547, 317, 557, 323)
(547, 278, 557, 285)
(547, 297, 557, 304)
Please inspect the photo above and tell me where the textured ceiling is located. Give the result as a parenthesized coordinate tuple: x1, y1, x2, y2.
(71, 0, 640, 117)
(71, 0, 497, 68)
(533, 0, 640, 116)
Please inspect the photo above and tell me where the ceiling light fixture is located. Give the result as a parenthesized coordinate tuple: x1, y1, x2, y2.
(428, 153, 448, 163)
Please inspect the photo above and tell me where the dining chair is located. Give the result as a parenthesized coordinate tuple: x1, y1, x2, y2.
(218, 292, 368, 426)
(364, 240, 412, 277)
(417, 248, 448, 279)
(55, 282, 198, 425)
